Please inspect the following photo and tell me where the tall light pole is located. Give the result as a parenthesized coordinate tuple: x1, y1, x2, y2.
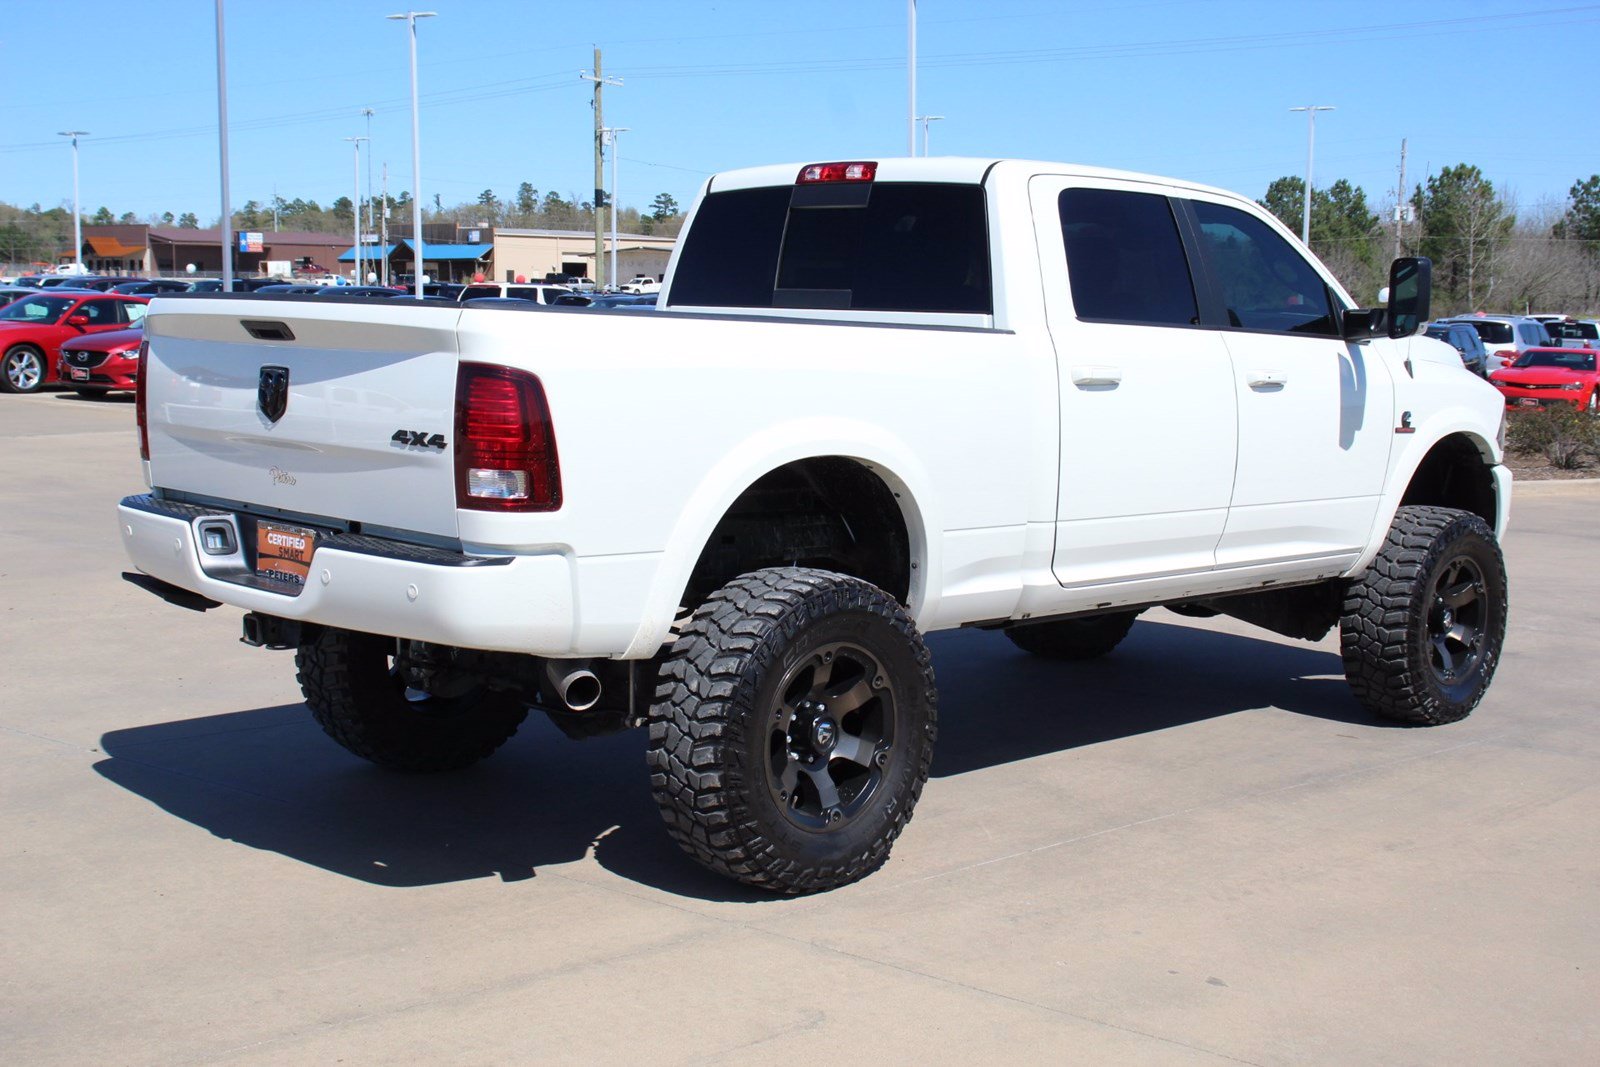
(916, 114, 943, 157)
(57, 131, 88, 272)
(343, 136, 368, 283)
(1289, 104, 1335, 245)
(602, 127, 629, 288)
(362, 107, 375, 282)
(388, 10, 436, 298)
(907, 0, 917, 155)
(215, 0, 233, 290)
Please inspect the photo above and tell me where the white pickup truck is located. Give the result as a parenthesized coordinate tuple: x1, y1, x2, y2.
(620, 275, 661, 294)
(120, 157, 1510, 894)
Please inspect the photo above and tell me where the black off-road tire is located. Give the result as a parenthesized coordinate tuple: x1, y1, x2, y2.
(647, 567, 937, 895)
(1005, 610, 1139, 660)
(295, 627, 528, 771)
(1341, 506, 1507, 726)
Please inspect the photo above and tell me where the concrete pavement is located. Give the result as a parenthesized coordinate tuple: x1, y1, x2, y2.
(1, 391, 1595, 1065)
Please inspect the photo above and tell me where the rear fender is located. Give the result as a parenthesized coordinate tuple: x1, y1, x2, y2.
(621, 417, 937, 658)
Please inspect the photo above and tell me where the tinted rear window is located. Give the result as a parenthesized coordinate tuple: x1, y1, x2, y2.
(671, 182, 991, 314)
(1460, 321, 1514, 345)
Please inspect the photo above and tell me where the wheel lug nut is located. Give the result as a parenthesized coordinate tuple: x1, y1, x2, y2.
(874, 750, 889, 768)
(826, 807, 842, 823)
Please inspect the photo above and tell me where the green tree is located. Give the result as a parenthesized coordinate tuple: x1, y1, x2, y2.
(238, 200, 262, 228)
(331, 196, 354, 224)
(161, 212, 176, 225)
(1552, 175, 1600, 248)
(1413, 164, 1514, 312)
(650, 192, 680, 221)
(118, 211, 137, 224)
(514, 182, 538, 219)
(91, 206, 114, 225)
(177, 212, 199, 229)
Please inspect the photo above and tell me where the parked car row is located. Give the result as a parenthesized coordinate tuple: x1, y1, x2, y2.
(0, 290, 148, 394)
(1488, 348, 1600, 413)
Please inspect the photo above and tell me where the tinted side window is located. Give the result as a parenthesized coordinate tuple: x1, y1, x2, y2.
(79, 299, 117, 325)
(670, 186, 790, 308)
(1191, 201, 1338, 336)
(461, 286, 499, 301)
(1059, 188, 1197, 326)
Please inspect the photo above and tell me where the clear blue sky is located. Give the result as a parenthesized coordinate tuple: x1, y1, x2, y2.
(3, 0, 1596, 222)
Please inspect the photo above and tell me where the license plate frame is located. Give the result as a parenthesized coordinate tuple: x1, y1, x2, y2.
(1516, 397, 1540, 407)
(69, 367, 89, 381)
(255, 521, 317, 588)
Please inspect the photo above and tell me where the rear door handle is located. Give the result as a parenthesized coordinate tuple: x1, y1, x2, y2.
(1247, 370, 1287, 389)
(1070, 365, 1122, 387)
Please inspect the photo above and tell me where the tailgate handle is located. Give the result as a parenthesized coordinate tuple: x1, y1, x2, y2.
(241, 319, 295, 341)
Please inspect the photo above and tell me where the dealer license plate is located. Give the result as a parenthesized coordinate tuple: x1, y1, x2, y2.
(255, 521, 317, 588)
(69, 367, 89, 381)
(1517, 398, 1540, 407)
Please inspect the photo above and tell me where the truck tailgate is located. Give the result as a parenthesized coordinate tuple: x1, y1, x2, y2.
(143, 296, 464, 539)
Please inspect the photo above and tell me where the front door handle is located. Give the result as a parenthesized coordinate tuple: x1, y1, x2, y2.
(1071, 365, 1122, 387)
(1247, 370, 1287, 389)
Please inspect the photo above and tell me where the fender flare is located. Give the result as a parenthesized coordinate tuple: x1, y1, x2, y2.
(1352, 409, 1505, 574)
(621, 417, 940, 658)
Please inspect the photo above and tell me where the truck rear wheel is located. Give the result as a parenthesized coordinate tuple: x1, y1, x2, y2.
(647, 567, 937, 894)
(295, 628, 528, 771)
(1004, 611, 1139, 660)
(1340, 506, 1507, 725)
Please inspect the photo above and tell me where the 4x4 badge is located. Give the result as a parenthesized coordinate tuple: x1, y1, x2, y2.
(258, 365, 290, 423)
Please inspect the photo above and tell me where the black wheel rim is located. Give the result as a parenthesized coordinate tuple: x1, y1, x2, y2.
(766, 640, 894, 833)
(1424, 555, 1489, 689)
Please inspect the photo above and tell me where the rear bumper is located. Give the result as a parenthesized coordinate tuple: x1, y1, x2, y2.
(118, 494, 576, 654)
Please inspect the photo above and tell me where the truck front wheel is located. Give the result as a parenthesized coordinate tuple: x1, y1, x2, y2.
(647, 568, 937, 894)
(1004, 611, 1139, 660)
(1340, 506, 1508, 725)
(295, 628, 528, 771)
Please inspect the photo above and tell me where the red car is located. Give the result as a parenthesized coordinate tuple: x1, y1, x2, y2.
(58, 324, 144, 397)
(1489, 347, 1600, 413)
(0, 291, 148, 394)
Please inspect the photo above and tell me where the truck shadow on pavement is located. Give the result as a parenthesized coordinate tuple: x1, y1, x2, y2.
(94, 617, 1385, 901)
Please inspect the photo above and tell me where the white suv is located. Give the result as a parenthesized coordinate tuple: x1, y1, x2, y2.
(1438, 315, 1553, 372)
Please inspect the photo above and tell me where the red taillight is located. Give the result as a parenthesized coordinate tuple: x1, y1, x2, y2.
(454, 362, 560, 511)
(135, 338, 150, 460)
(796, 161, 877, 184)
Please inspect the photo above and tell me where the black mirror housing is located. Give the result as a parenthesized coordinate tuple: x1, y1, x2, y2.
(1341, 307, 1387, 342)
(1386, 257, 1431, 338)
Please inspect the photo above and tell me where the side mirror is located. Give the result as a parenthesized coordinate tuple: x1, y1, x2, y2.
(1386, 256, 1431, 339)
(66, 313, 89, 327)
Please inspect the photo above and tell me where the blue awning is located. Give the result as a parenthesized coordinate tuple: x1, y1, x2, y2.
(338, 244, 397, 262)
(401, 239, 493, 262)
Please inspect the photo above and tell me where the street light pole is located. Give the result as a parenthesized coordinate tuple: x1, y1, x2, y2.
(388, 10, 436, 299)
(907, 0, 917, 155)
(215, 0, 233, 290)
(602, 127, 629, 288)
(56, 131, 88, 272)
(1289, 104, 1334, 246)
(362, 106, 375, 282)
(916, 114, 943, 156)
(344, 136, 368, 284)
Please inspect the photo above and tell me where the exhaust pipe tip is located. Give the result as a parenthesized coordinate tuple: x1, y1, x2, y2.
(544, 659, 602, 712)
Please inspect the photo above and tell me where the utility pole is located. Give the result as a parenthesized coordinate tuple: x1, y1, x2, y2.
(916, 114, 943, 156)
(1394, 137, 1408, 260)
(907, 0, 917, 155)
(271, 181, 279, 231)
(1289, 104, 1334, 246)
(581, 49, 621, 289)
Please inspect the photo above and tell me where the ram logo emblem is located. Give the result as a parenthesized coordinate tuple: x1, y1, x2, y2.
(258, 366, 290, 423)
